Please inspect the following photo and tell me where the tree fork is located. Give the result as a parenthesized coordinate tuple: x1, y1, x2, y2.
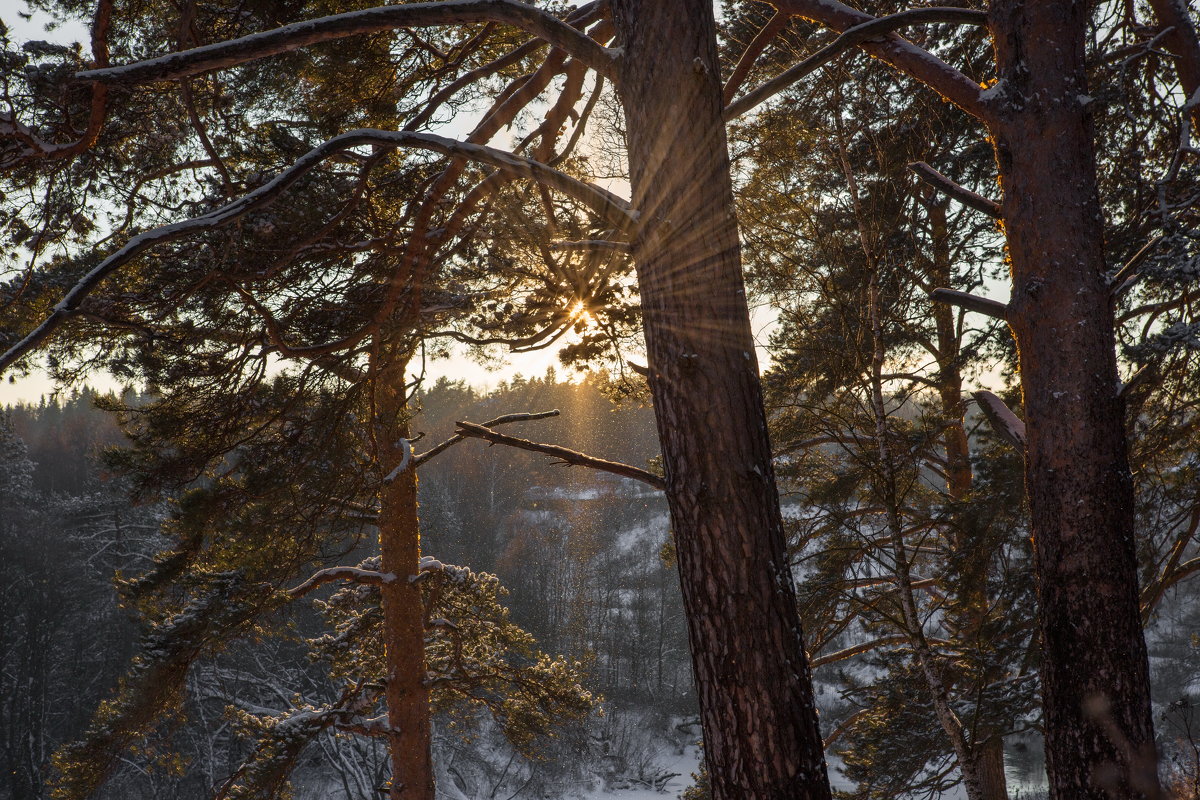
(608, 2, 831, 798)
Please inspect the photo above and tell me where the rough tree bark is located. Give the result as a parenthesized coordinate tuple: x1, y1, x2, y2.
(375, 349, 435, 800)
(989, 2, 1160, 798)
(608, 2, 831, 798)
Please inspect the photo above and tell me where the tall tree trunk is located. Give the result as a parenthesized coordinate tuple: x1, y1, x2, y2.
(988, 2, 1159, 798)
(928, 196, 1010, 800)
(608, 3, 831, 798)
(376, 349, 435, 800)
(864, 265, 985, 800)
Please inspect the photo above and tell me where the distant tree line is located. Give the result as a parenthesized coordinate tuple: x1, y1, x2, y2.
(0, 379, 703, 800)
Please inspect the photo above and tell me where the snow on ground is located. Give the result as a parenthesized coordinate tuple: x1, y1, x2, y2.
(578, 744, 701, 800)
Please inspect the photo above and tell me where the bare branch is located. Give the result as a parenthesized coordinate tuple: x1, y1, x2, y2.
(810, 634, 951, 668)
(909, 161, 1002, 219)
(412, 409, 561, 467)
(723, 11, 788, 105)
(823, 708, 870, 749)
(0, 129, 633, 374)
(1140, 505, 1199, 619)
(930, 287, 1010, 321)
(1146, 556, 1200, 609)
(77, 0, 618, 86)
(453, 421, 666, 490)
(1109, 235, 1164, 298)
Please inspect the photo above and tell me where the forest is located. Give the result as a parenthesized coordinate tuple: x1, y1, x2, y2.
(0, 1, 1199, 799)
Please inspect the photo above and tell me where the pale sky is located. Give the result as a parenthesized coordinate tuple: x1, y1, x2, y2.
(0, 301, 782, 405)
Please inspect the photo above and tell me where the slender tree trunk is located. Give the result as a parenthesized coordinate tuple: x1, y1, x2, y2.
(841, 158, 991, 800)
(608, 2, 830, 798)
(376, 349, 435, 800)
(916, 196, 1011, 800)
(864, 266, 985, 800)
(927, 199, 974, 504)
(929, 200, 1010, 800)
(988, 3, 1160, 798)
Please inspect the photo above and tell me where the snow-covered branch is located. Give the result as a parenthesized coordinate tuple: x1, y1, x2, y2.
(453, 420, 666, 490)
(930, 288, 1010, 321)
(726, 7, 988, 120)
(971, 390, 1026, 451)
(77, 0, 618, 86)
(334, 714, 393, 738)
(381, 438, 414, 485)
(1118, 364, 1156, 400)
(288, 566, 397, 598)
(412, 409, 561, 467)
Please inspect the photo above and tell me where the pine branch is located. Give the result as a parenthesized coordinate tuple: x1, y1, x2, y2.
(0, 130, 633, 374)
(761, 0, 992, 120)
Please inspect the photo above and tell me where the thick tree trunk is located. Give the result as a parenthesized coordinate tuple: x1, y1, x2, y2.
(988, 3, 1159, 798)
(608, 3, 831, 798)
(376, 351, 435, 800)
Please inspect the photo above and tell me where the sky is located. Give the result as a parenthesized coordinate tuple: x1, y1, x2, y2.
(0, 304, 782, 404)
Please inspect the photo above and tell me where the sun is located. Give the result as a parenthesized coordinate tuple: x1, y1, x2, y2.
(569, 300, 596, 330)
